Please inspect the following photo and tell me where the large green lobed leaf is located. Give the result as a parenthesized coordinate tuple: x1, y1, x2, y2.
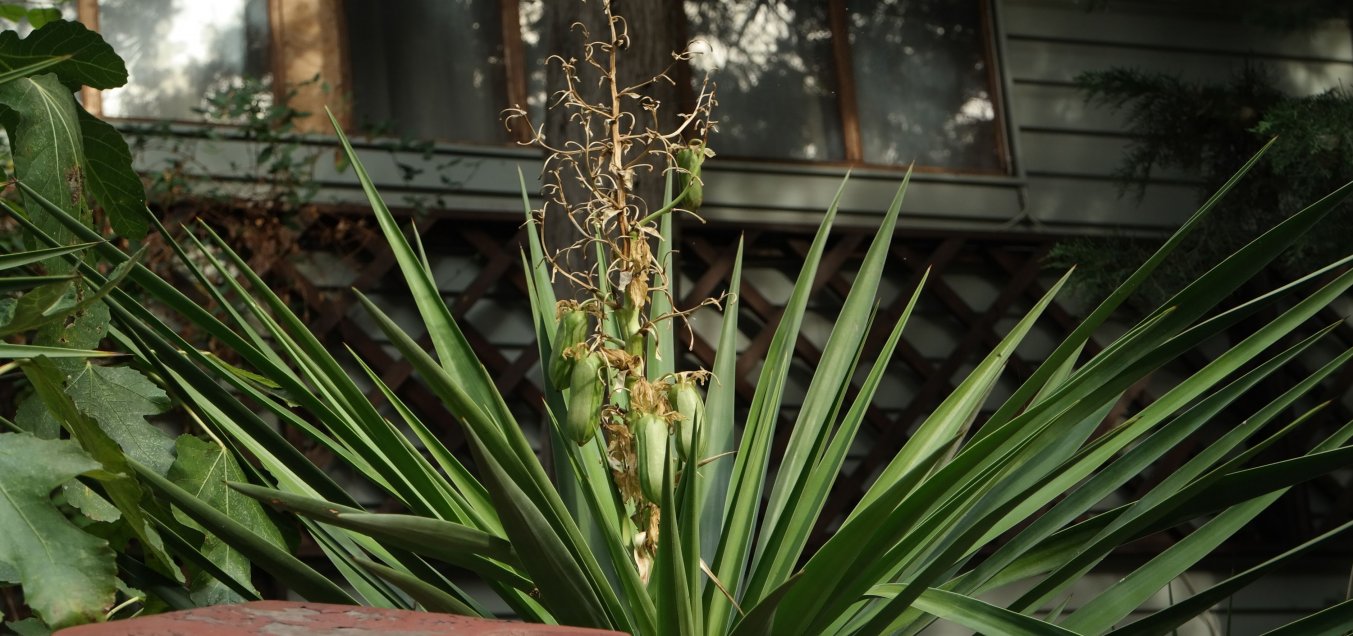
(0, 72, 87, 264)
(168, 436, 287, 606)
(0, 432, 115, 629)
(77, 106, 150, 240)
(0, 20, 126, 90)
(68, 363, 175, 475)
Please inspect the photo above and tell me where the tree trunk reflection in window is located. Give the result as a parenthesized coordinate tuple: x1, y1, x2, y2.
(846, 0, 1002, 171)
(99, 0, 269, 121)
(519, 0, 548, 127)
(683, 0, 845, 162)
(345, 0, 509, 144)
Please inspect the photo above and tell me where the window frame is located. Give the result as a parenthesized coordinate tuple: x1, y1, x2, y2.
(74, 0, 101, 116)
(829, 0, 1011, 175)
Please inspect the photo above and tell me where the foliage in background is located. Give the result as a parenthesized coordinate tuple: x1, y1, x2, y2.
(133, 75, 322, 212)
(0, 3, 63, 31)
(120, 74, 342, 304)
(1050, 4, 1353, 309)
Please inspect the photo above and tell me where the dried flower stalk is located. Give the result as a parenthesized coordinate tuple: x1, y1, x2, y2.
(503, 0, 718, 581)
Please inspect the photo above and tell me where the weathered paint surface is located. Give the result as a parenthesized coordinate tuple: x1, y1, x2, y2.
(55, 601, 627, 636)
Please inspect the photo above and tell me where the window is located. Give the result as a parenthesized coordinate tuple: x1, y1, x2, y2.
(70, 1, 1007, 171)
(684, 0, 1006, 172)
(846, 0, 1003, 170)
(347, 1, 1009, 173)
(344, 0, 512, 144)
(86, 0, 270, 121)
(683, 1, 846, 162)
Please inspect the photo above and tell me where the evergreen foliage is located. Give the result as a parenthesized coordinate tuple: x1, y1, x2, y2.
(1050, 11, 1353, 309)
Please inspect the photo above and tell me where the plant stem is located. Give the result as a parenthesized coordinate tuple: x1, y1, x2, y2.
(635, 181, 694, 227)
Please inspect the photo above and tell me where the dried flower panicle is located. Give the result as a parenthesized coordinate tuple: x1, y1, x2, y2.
(502, 0, 721, 581)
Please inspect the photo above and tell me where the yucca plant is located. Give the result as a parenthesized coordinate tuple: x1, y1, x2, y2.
(8, 5, 1353, 635)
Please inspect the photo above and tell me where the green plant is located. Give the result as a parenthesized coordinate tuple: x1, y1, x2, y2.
(0, 21, 157, 632)
(1053, 59, 1353, 309)
(63, 113, 1353, 635)
(5, 5, 1353, 636)
(0, 3, 65, 31)
(0, 19, 294, 632)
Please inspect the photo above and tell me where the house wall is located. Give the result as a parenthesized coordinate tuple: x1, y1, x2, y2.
(985, 9, 1353, 632)
(1002, 0, 1353, 232)
(128, 0, 1353, 236)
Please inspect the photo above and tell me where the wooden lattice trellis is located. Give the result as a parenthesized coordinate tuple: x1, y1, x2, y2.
(262, 210, 1353, 560)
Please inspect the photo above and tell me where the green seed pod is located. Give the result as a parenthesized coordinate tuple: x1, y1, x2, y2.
(676, 145, 705, 211)
(565, 352, 605, 446)
(616, 296, 641, 339)
(668, 379, 706, 462)
(549, 307, 589, 388)
(633, 412, 670, 503)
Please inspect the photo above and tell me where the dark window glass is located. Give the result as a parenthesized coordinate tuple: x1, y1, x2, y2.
(519, 0, 548, 126)
(683, 0, 845, 161)
(345, 0, 509, 143)
(846, 0, 1002, 170)
(100, 0, 269, 120)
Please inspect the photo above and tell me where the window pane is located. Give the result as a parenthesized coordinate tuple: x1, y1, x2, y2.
(100, 0, 269, 120)
(346, 0, 509, 143)
(846, 0, 1003, 171)
(519, 0, 548, 126)
(684, 0, 844, 162)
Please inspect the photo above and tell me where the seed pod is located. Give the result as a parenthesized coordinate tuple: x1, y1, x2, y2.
(565, 352, 606, 446)
(676, 145, 705, 211)
(549, 306, 589, 388)
(617, 291, 643, 344)
(668, 378, 706, 462)
(633, 411, 670, 503)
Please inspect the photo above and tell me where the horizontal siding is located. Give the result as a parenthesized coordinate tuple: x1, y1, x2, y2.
(698, 168, 1023, 227)
(1025, 176, 1198, 228)
(129, 133, 1028, 232)
(1001, 0, 1353, 230)
(1011, 83, 1128, 132)
(1008, 38, 1353, 94)
(1021, 130, 1199, 180)
(1005, 2, 1353, 62)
